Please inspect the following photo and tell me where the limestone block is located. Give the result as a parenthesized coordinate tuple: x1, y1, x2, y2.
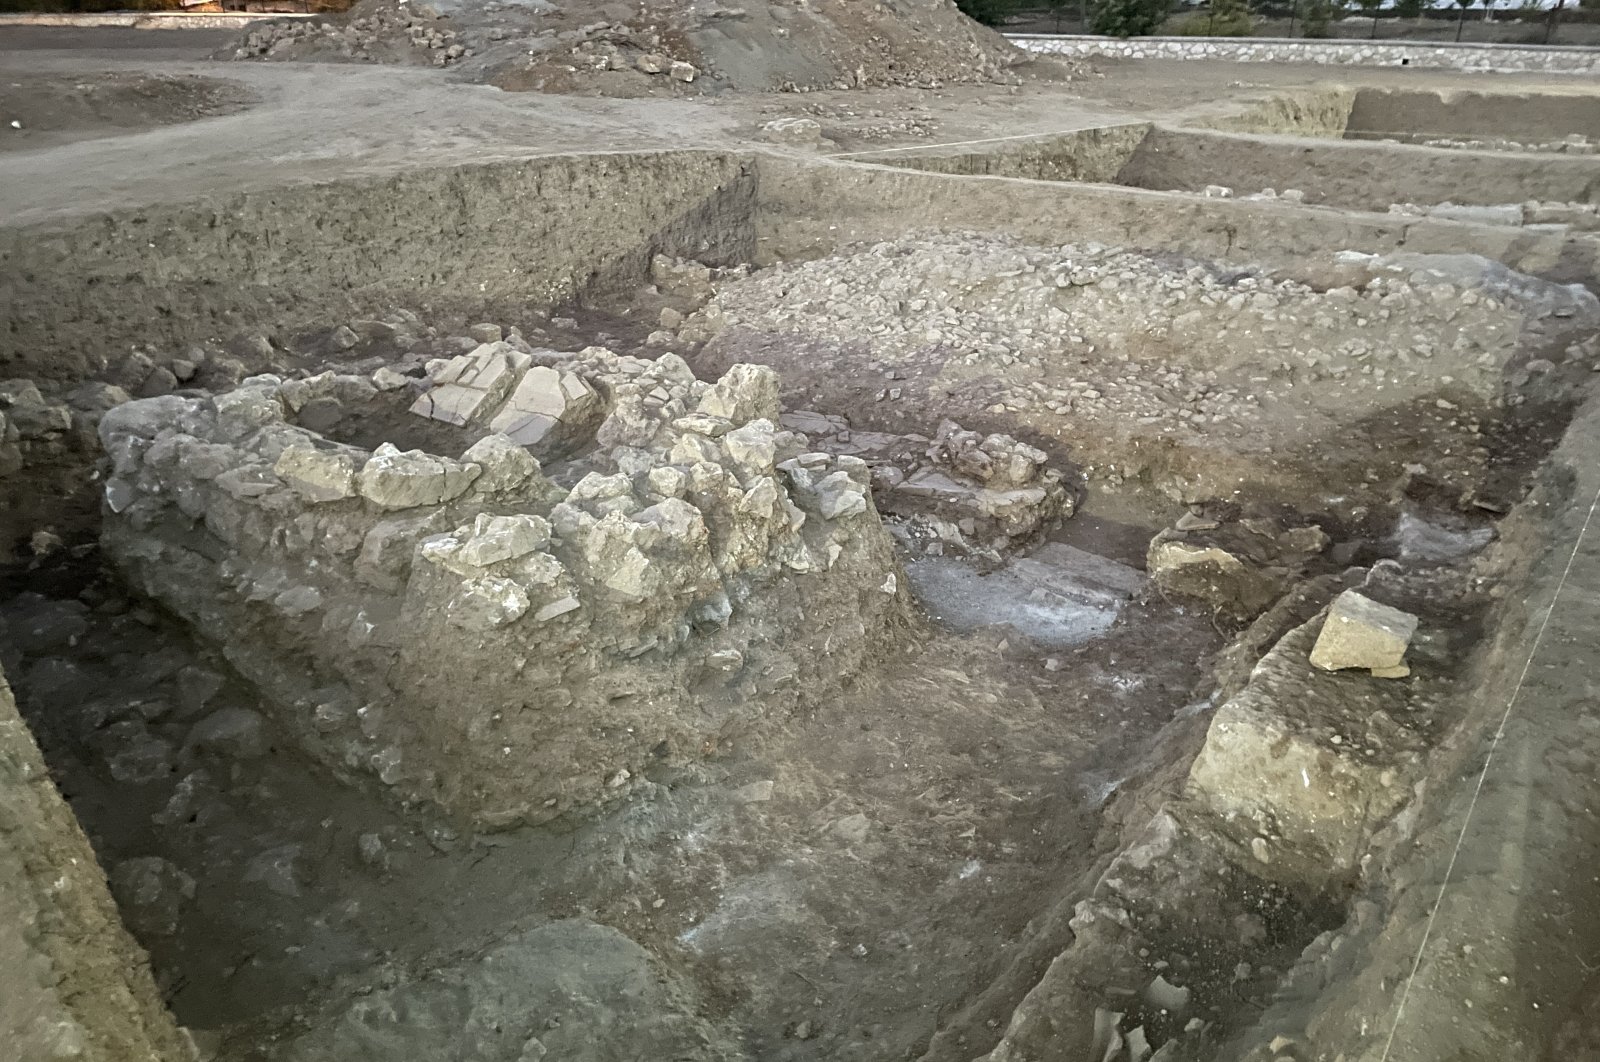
(722, 419, 778, 477)
(461, 433, 540, 495)
(274, 445, 358, 502)
(409, 342, 526, 427)
(1309, 590, 1418, 676)
(814, 470, 868, 520)
(357, 443, 480, 510)
(457, 514, 552, 568)
(695, 364, 780, 423)
(448, 576, 531, 630)
(488, 367, 598, 446)
(1187, 619, 1421, 887)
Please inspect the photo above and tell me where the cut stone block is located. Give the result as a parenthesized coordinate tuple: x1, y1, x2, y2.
(357, 443, 480, 510)
(1309, 590, 1418, 675)
(274, 445, 358, 502)
(409, 343, 525, 426)
(488, 367, 598, 446)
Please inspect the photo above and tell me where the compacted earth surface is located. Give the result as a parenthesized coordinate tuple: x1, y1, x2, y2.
(3, 13, 1600, 1062)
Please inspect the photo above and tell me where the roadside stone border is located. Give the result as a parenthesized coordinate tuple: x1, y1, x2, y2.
(1008, 33, 1600, 75)
(0, 12, 308, 29)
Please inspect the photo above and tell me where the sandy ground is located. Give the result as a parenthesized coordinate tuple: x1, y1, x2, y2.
(0, 26, 1596, 225)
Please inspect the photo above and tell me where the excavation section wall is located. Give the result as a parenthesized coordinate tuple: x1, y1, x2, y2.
(1114, 127, 1600, 213)
(754, 156, 1600, 288)
(0, 664, 194, 1062)
(0, 151, 755, 384)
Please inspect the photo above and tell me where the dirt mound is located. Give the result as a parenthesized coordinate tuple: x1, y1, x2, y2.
(0, 73, 250, 153)
(228, 0, 1050, 94)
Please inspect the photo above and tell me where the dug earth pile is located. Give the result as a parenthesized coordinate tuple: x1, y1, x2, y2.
(227, 0, 1060, 94)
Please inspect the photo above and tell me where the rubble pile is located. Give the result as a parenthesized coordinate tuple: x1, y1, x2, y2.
(97, 348, 905, 827)
(779, 410, 1075, 558)
(229, 0, 1052, 95)
(685, 233, 1596, 434)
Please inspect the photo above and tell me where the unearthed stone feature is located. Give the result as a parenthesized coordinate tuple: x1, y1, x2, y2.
(406, 345, 603, 454)
(488, 365, 600, 447)
(357, 443, 481, 510)
(1308, 590, 1419, 677)
(1148, 513, 1330, 622)
(99, 354, 904, 826)
(409, 342, 527, 427)
(274, 445, 358, 502)
(1187, 617, 1426, 887)
(269, 920, 738, 1061)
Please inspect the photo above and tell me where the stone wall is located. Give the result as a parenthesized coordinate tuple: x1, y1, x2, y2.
(98, 349, 907, 828)
(0, 665, 194, 1062)
(1009, 33, 1600, 75)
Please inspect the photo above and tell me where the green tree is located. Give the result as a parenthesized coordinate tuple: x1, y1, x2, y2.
(956, 0, 1023, 25)
(1206, 0, 1256, 33)
(1090, 0, 1175, 35)
(1355, 0, 1384, 36)
(1393, 0, 1425, 17)
(1302, 0, 1340, 36)
(1043, 0, 1075, 30)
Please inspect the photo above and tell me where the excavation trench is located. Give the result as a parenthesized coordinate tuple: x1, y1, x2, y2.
(1, 140, 1599, 1062)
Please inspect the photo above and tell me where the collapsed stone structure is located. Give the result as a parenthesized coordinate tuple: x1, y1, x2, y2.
(779, 410, 1076, 558)
(97, 348, 905, 827)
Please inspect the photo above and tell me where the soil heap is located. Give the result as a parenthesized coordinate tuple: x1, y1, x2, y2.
(229, 0, 1044, 94)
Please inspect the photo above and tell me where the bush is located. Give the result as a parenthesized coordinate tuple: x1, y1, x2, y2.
(1090, 0, 1175, 36)
(956, 0, 1024, 24)
(1301, 0, 1340, 35)
(1166, 0, 1256, 35)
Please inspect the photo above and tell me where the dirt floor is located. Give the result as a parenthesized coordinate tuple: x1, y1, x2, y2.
(2, 22, 1600, 1062)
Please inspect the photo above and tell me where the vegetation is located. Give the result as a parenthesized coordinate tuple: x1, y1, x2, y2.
(1301, 0, 1341, 36)
(1090, 0, 1175, 36)
(955, 0, 1026, 25)
(1354, 0, 1384, 36)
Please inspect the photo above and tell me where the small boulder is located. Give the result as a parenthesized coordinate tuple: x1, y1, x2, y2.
(1308, 590, 1418, 677)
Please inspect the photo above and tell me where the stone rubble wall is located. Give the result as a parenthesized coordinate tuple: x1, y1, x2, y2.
(0, 665, 195, 1062)
(1008, 33, 1600, 75)
(98, 350, 906, 828)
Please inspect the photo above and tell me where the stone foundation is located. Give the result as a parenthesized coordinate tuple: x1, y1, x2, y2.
(98, 350, 906, 827)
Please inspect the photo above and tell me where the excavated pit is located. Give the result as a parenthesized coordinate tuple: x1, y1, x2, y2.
(3, 130, 1600, 1062)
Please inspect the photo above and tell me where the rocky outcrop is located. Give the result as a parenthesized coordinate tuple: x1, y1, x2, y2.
(98, 350, 906, 827)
